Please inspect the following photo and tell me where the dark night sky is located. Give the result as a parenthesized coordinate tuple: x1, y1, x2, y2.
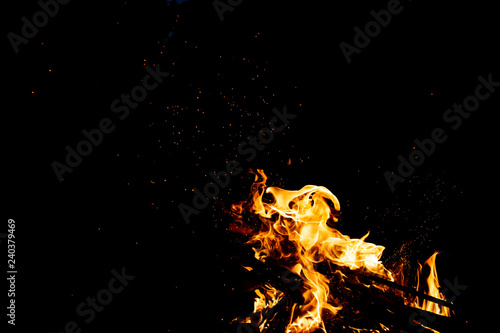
(3, 0, 498, 332)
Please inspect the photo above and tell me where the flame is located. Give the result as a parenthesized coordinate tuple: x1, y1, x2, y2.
(238, 284, 285, 332)
(411, 252, 451, 317)
(230, 169, 452, 332)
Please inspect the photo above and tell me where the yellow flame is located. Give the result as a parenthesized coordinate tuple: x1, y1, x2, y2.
(411, 252, 451, 317)
(231, 170, 451, 332)
(240, 284, 285, 332)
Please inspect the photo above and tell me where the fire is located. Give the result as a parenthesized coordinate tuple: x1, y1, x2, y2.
(230, 169, 452, 332)
(241, 284, 285, 332)
(411, 252, 451, 317)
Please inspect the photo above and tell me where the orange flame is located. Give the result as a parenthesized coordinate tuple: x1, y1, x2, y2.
(230, 169, 451, 331)
(411, 252, 451, 317)
(245, 284, 286, 332)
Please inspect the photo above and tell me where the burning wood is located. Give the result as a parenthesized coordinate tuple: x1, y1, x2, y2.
(224, 169, 464, 333)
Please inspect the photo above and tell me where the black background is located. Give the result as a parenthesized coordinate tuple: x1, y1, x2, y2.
(3, 0, 498, 332)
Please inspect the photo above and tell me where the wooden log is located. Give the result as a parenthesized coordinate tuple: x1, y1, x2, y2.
(357, 271, 455, 309)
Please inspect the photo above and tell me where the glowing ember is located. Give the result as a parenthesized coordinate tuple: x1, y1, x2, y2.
(229, 169, 452, 332)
